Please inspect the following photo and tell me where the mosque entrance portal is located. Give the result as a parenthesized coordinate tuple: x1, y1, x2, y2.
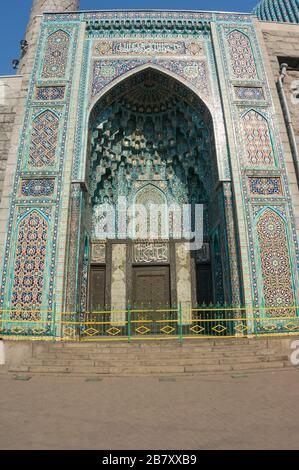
(85, 68, 236, 312)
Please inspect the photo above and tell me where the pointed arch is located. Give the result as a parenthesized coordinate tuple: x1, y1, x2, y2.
(89, 62, 213, 124)
(241, 107, 269, 120)
(85, 65, 217, 185)
(87, 67, 219, 241)
(227, 29, 257, 80)
(32, 107, 60, 120)
(241, 109, 275, 166)
(135, 183, 167, 205)
(46, 28, 71, 40)
(134, 184, 168, 240)
(17, 207, 50, 225)
(254, 205, 286, 223)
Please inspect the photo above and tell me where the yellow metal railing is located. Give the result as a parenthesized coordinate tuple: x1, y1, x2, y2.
(1, 305, 299, 341)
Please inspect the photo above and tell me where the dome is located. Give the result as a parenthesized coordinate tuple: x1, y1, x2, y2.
(253, 0, 299, 23)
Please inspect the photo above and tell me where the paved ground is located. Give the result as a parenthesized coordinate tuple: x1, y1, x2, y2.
(0, 369, 299, 450)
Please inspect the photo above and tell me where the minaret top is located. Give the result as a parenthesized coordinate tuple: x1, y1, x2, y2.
(31, 0, 80, 14)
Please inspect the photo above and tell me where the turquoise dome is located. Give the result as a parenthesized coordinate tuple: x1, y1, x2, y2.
(253, 0, 299, 23)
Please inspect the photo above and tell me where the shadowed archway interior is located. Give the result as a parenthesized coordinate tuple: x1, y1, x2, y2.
(85, 68, 230, 310)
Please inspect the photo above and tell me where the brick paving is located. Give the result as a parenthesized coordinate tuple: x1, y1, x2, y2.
(0, 369, 299, 450)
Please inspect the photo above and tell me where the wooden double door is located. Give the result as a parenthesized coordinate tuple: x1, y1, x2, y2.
(132, 265, 171, 308)
(89, 265, 171, 311)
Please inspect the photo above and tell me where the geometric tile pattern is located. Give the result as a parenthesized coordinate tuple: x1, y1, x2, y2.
(36, 86, 65, 101)
(42, 30, 70, 79)
(157, 59, 209, 97)
(249, 177, 282, 196)
(92, 59, 147, 96)
(21, 179, 55, 197)
(256, 209, 295, 316)
(10, 210, 49, 319)
(227, 30, 257, 80)
(234, 86, 265, 101)
(242, 110, 274, 166)
(28, 111, 59, 167)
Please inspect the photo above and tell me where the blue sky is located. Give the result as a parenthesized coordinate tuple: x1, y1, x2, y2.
(0, 0, 258, 76)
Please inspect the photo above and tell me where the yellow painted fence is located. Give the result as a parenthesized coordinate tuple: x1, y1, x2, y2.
(1, 305, 299, 341)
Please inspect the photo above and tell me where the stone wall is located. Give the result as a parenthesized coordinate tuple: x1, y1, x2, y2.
(255, 20, 299, 239)
(261, 23, 299, 145)
(0, 76, 22, 203)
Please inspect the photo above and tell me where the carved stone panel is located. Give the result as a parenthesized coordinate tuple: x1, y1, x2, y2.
(91, 241, 106, 264)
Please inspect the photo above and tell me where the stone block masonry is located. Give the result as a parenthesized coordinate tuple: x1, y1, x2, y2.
(0, 77, 22, 203)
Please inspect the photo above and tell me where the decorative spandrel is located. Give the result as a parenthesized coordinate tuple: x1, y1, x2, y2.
(92, 54, 209, 98)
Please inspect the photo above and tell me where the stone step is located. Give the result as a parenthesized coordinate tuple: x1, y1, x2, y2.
(26, 365, 110, 374)
(6, 337, 291, 378)
(24, 358, 221, 367)
(9, 360, 289, 377)
(219, 355, 288, 364)
(40, 344, 270, 355)
(49, 340, 268, 351)
(35, 350, 281, 363)
(233, 360, 287, 371)
(25, 351, 288, 365)
(184, 361, 286, 373)
(51, 340, 267, 348)
(21, 354, 288, 369)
